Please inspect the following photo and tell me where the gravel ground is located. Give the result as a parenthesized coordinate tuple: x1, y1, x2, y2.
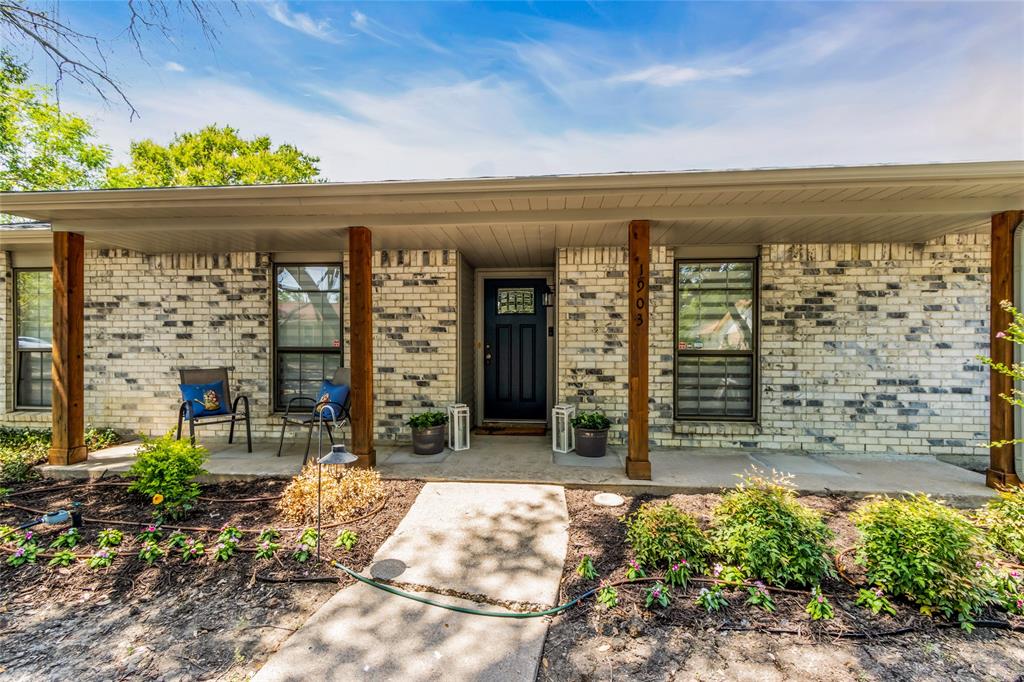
(540, 489, 1024, 682)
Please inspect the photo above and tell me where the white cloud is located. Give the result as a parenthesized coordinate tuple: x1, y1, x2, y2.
(164, 61, 186, 73)
(608, 65, 751, 87)
(349, 10, 395, 46)
(265, 1, 340, 43)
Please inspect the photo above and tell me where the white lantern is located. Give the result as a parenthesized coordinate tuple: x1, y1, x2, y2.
(447, 403, 471, 451)
(552, 404, 575, 453)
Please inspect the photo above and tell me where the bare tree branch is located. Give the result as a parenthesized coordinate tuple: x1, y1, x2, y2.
(0, 1, 240, 119)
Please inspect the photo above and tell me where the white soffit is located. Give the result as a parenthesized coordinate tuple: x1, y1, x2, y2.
(1, 161, 1021, 266)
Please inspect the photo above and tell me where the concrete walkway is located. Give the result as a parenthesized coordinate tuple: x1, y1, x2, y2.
(254, 482, 569, 681)
(44, 435, 994, 505)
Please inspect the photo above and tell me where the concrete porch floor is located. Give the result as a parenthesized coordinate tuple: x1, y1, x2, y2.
(40, 434, 994, 505)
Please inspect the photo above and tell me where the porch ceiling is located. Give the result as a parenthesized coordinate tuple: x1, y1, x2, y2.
(2, 161, 1022, 267)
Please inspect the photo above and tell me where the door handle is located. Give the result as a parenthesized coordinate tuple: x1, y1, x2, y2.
(484, 344, 492, 366)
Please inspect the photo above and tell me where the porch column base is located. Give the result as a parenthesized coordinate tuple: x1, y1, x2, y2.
(353, 448, 377, 470)
(626, 459, 651, 480)
(48, 445, 88, 466)
(986, 468, 1022, 489)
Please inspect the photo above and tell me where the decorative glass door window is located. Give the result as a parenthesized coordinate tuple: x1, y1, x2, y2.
(674, 260, 758, 420)
(274, 264, 343, 410)
(496, 287, 535, 315)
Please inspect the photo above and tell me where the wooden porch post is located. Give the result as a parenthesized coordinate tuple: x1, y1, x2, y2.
(626, 220, 652, 480)
(349, 226, 376, 468)
(988, 210, 1023, 489)
(49, 232, 87, 465)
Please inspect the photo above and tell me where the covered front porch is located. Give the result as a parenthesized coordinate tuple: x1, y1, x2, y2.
(39, 435, 993, 505)
(2, 161, 1022, 488)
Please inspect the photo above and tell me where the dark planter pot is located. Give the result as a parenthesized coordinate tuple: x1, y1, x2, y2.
(574, 427, 609, 458)
(411, 424, 446, 455)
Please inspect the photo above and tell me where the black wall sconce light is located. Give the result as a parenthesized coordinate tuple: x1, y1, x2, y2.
(541, 284, 555, 308)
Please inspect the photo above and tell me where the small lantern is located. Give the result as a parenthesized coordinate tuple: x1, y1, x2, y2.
(552, 404, 575, 453)
(447, 403, 471, 451)
(541, 284, 555, 308)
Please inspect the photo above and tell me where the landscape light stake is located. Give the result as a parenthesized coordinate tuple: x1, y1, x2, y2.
(315, 408, 357, 562)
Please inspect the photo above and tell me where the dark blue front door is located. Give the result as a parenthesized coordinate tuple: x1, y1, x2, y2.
(483, 278, 547, 420)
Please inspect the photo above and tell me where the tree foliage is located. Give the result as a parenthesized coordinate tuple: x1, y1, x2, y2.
(0, 50, 110, 191)
(104, 124, 321, 188)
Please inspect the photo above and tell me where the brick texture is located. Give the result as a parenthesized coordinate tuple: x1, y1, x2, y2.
(558, 234, 991, 463)
(0, 249, 459, 443)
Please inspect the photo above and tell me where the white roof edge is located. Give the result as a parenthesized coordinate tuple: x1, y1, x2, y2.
(1, 160, 1022, 208)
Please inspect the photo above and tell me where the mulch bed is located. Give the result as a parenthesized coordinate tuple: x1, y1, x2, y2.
(0, 477, 422, 681)
(541, 489, 1024, 682)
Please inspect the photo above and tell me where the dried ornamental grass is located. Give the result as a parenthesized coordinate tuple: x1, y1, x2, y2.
(277, 465, 385, 524)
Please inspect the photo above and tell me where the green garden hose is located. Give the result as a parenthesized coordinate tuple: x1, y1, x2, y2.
(333, 560, 597, 618)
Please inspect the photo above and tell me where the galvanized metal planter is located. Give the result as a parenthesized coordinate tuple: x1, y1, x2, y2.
(574, 427, 609, 458)
(412, 424, 446, 455)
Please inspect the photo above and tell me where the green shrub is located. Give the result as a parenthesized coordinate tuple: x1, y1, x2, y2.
(854, 494, 992, 628)
(0, 426, 121, 483)
(571, 411, 611, 430)
(127, 432, 208, 521)
(975, 486, 1024, 561)
(85, 426, 121, 451)
(710, 470, 834, 587)
(406, 411, 447, 429)
(622, 501, 710, 571)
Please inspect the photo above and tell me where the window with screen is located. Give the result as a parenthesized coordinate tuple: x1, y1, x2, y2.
(674, 259, 758, 420)
(14, 269, 52, 408)
(274, 264, 343, 410)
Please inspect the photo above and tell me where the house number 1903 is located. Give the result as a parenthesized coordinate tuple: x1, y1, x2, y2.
(634, 263, 646, 327)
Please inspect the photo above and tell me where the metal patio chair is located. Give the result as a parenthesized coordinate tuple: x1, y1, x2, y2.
(276, 367, 352, 465)
(176, 367, 252, 452)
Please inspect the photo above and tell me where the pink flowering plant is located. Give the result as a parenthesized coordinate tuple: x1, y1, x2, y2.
(855, 587, 897, 616)
(181, 537, 205, 562)
(136, 525, 162, 543)
(49, 527, 81, 550)
(979, 300, 1024, 450)
(805, 586, 834, 620)
(644, 581, 671, 609)
(255, 529, 281, 560)
(625, 559, 646, 580)
(291, 528, 318, 563)
(87, 549, 115, 569)
(990, 569, 1024, 616)
(695, 584, 728, 612)
(745, 581, 776, 612)
(6, 542, 38, 567)
(97, 528, 123, 549)
(138, 540, 164, 565)
(664, 559, 691, 588)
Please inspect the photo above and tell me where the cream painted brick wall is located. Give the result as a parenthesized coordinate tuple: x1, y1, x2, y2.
(559, 234, 991, 462)
(0, 248, 460, 444)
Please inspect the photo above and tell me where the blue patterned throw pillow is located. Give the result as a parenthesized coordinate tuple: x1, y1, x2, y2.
(180, 381, 229, 418)
(313, 380, 350, 420)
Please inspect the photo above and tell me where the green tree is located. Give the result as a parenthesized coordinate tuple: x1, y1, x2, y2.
(104, 125, 321, 188)
(0, 51, 110, 191)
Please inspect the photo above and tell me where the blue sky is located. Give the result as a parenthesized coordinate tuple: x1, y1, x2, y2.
(23, 1, 1024, 181)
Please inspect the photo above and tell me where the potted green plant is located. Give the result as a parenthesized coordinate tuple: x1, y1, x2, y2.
(407, 410, 448, 455)
(571, 411, 611, 458)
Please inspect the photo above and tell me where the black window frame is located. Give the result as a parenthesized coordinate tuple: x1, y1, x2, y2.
(272, 262, 345, 411)
(13, 267, 53, 410)
(673, 257, 760, 422)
